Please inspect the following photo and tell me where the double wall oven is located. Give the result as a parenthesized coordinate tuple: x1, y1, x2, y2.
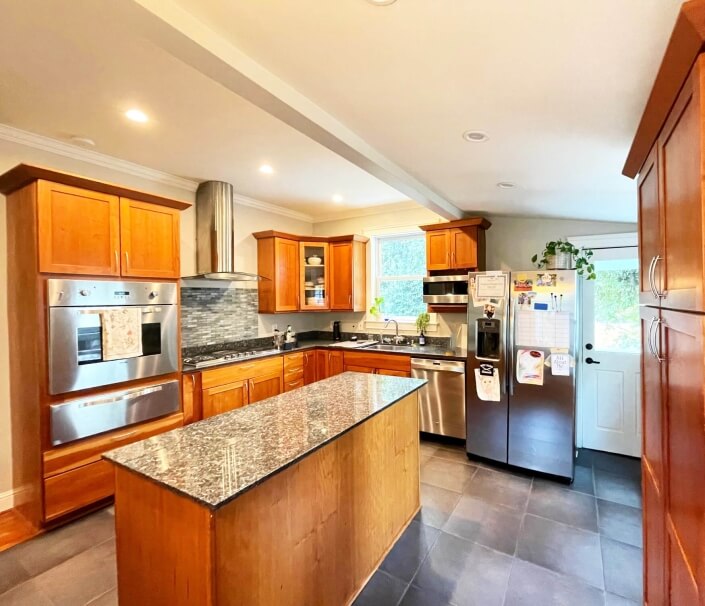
(47, 279, 180, 445)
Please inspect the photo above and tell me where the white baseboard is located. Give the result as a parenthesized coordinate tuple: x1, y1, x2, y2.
(0, 488, 17, 512)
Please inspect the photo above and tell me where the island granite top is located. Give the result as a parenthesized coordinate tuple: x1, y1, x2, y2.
(103, 372, 427, 509)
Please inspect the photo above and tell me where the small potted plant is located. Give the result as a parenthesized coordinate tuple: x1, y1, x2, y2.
(369, 296, 384, 318)
(531, 240, 596, 279)
(415, 312, 430, 346)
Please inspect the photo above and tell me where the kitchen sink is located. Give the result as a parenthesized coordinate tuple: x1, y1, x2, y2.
(360, 343, 416, 352)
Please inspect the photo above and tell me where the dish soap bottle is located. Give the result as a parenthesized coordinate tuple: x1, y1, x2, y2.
(418, 330, 426, 346)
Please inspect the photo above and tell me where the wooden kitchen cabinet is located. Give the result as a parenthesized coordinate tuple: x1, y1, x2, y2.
(249, 373, 283, 403)
(419, 218, 490, 273)
(253, 231, 368, 313)
(330, 239, 367, 311)
(120, 198, 180, 279)
(343, 351, 411, 376)
(37, 180, 121, 276)
(328, 350, 345, 377)
(303, 350, 317, 385)
(202, 380, 249, 418)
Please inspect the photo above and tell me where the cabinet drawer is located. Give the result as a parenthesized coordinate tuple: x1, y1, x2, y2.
(284, 352, 304, 373)
(44, 460, 114, 522)
(343, 351, 411, 373)
(43, 412, 183, 478)
(284, 377, 305, 392)
(202, 356, 283, 389)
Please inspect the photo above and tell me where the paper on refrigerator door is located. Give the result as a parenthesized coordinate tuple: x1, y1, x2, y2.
(550, 352, 571, 376)
(474, 368, 501, 401)
(516, 349, 544, 385)
(475, 274, 507, 299)
(515, 310, 570, 349)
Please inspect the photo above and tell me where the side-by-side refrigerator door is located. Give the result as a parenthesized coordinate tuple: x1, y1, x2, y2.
(466, 271, 510, 463)
(507, 270, 578, 480)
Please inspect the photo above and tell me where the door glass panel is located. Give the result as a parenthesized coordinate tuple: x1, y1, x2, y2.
(593, 258, 640, 353)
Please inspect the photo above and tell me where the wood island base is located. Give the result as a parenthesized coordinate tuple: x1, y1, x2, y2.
(112, 392, 421, 606)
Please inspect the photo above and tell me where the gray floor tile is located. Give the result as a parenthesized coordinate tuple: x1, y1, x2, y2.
(504, 558, 605, 606)
(416, 484, 462, 529)
(594, 469, 642, 509)
(516, 514, 604, 590)
(0, 579, 54, 606)
(528, 481, 598, 532)
(605, 592, 640, 606)
(0, 552, 30, 595)
(601, 537, 643, 603)
(421, 458, 477, 493)
(87, 587, 118, 605)
(442, 495, 522, 555)
(400, 584, 455, 606)
(11, 509, 115, 577)
(569, 465, 595, 496)
(353, 570, 407, 606)
(413, 532, 513, 606)
(463, 468, 532, 512)
(432, 446, 474, 466)
(597, 499, 643, 548)
(591, 451, 641, 480)
(33, 538, 117, 606)
(420, 441, 440, 457)
(381, 521, 440, 582)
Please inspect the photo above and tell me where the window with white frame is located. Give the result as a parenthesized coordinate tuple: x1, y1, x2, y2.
(372, 232, 427, 318)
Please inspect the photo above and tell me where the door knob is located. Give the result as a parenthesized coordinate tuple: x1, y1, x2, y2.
(585, 343, 593, 350)
(585, 357, 600, 365)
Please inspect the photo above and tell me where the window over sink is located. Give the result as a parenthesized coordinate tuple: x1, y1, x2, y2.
(373, 233, 426, 318)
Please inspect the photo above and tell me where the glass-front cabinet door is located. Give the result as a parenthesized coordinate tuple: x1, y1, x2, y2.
(300, 242, 329, 310)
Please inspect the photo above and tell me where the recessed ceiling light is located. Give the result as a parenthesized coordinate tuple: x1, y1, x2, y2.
(462, 130, 489, 142)
(125, 108, 149, 123)
(332, 194, 344, 203)
(69, 136, 96, 147)
(259, 164, 274, 175)
(497, 182, 516, 189)
(367, 0, 397, 5)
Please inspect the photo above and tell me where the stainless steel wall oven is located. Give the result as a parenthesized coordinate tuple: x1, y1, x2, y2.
(48, 279, 179, 395)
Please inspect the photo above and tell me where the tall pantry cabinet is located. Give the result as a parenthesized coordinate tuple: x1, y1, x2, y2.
(625, 3, 705, 603)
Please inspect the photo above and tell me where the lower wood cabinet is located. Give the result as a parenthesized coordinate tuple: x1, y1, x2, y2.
(202, 380, 249, 418)
(343, 351, 411, 377)
(249, 373, 283, 404)
(302, 350, 317, 385)
(44, 460, 114, 522)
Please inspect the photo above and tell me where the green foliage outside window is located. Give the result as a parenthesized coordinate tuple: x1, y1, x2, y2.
(376, 235, 426, 317)
(594, 268, 640, 353)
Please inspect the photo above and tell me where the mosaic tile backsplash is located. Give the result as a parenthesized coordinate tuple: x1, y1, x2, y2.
(181, 287, 258, 348)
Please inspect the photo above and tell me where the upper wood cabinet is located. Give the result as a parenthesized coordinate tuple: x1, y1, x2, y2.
(419, 218, 490, 272)
(637, 58, 704, 312)
(120, 198, 180, 279)
(253, 231, 368, 313)
(0, 167, 189, 280)
(37, 181, 121, 276)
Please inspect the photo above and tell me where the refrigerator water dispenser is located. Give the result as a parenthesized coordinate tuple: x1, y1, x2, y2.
(475, 318, 501, 361)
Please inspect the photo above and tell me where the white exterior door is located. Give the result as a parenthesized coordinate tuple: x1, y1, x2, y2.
(579, 246, 641, 457)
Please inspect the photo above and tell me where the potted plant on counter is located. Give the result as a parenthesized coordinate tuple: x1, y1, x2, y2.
(531, 240, 596, 279)
(415, 312, 430, 346)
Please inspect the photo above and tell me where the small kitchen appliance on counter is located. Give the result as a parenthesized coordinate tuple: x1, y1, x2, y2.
(332, 321, 342, 341)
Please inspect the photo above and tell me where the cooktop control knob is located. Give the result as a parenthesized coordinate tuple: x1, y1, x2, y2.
(149, 291, 159, 299)
(79, 289, 90, 296)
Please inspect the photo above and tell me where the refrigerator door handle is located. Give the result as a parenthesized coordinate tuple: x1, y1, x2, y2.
(508, 298, 515, 396)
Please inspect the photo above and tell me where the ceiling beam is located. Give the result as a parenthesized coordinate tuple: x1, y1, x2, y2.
(106, 0, 463, 220)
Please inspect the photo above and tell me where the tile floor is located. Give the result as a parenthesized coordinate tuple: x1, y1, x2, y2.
(0, 441, 642, 606)
(354, 440, 643, 606)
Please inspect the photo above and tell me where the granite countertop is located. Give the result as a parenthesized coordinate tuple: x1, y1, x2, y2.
(182, 339, 466, 373)
(104, 372, 427, 509)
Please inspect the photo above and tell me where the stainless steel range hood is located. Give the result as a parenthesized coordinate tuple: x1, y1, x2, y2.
(186, 181, 263, 281)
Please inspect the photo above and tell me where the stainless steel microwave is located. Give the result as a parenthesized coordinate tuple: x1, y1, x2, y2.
(422, 275, 469, 304)
(47, 279, 179, 395)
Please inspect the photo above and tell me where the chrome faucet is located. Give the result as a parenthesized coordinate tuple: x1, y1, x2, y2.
(381, 319, 405, 345)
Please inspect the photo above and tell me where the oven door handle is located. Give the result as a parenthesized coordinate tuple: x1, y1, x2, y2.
(52, 384, 165, 409)
(79, 307, 160, 315)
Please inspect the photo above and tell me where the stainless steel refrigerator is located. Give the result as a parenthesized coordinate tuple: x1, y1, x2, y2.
(466, 270, 579, 480)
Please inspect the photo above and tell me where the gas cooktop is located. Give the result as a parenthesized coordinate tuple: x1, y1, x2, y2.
(183, 349, 281, 369)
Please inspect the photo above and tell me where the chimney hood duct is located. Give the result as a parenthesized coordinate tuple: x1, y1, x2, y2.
(187, 181, 263, 281)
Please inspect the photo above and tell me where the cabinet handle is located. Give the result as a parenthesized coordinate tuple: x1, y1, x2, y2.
(647, 317, 657, 357)
(452, 251, 455, 267)
(348, 294, 352, 306)
(653, 318, 666, 363)
(124, 251, 130, 271)
(653, 255, 665, 299)
(114, 250, 119, 269)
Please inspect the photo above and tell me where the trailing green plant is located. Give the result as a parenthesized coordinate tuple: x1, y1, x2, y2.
(415, 312, 430, 334)
(369, 296, 385, 316)
(531, 239, 596, 280)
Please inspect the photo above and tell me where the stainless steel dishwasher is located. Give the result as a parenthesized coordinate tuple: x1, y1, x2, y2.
(411, 358, 466, 439)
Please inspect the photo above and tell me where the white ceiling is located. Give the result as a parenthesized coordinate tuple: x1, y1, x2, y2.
(0, 0, 683, 222)
(0, 0, 409, 217)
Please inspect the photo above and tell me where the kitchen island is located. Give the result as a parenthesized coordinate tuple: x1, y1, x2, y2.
(104, 372, 426, 606)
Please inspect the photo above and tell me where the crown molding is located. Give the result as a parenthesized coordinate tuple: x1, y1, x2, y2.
(233, 192, 314, 223)
(0, 123, 198, 192)
(0, 123, 317, 223)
